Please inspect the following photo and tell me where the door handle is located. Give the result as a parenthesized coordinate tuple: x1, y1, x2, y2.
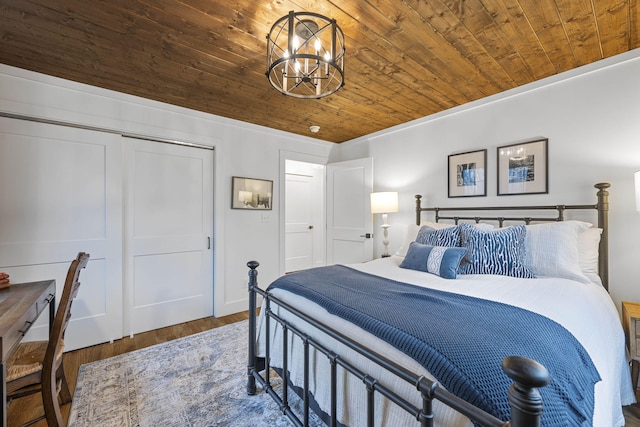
(207, 236, 211, 249)
(308, 225, 314, 229)
(359, 233, 372, 239)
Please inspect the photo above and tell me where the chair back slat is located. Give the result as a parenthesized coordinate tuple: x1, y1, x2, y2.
(42, 252, 90, 427)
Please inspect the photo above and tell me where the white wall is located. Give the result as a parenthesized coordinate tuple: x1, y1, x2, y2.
(336, 49, 640, 312)
(0, 64, 334, 317)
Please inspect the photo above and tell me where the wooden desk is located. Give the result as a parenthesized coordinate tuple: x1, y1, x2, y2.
(622, 301, 640, 390)
(0, 280, 56, 427)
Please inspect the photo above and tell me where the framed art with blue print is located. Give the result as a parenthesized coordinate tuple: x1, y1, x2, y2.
(497, 138, 548, 196)
(448, 149, 487, 198)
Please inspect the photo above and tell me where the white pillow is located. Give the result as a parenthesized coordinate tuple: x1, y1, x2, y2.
(395, 224, 420, 257)
(525, 221, 592, 283)
(577, 227, 602, 284)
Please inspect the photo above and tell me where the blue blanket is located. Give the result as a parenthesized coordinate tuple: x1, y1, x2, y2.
(267, 265, 600, 426)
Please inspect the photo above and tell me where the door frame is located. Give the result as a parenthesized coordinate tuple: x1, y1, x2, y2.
(279, 150, 328, 277)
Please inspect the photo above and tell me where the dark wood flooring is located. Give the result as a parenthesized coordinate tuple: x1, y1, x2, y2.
(7, 311, 248, 427)
(7, 310, 640, 426)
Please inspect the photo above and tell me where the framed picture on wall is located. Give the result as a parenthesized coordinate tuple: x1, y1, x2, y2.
(497, 138, 548, 196)
(448, 149, 487, 198)
(231, 176, 273, 210)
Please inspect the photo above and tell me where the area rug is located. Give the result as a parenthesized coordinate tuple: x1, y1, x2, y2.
(68, 320, 323, 427)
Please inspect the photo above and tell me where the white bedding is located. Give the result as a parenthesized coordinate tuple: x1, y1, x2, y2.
(257, 256, 635, 426)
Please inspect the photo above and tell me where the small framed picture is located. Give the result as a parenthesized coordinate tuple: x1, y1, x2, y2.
(448, 149, 487, 198)
(497, 138, 548, 196)
(231, 176, 273, 210)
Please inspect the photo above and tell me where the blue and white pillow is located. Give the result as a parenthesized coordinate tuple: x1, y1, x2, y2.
(458, 223, 534, 278)
(415, 225, 461, 247)
(399, 241, 466, 279)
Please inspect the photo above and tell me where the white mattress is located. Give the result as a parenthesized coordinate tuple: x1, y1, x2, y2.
(257, 256, 635, 426)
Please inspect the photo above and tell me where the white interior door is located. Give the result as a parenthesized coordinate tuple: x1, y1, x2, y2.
(124, 137, 213, 335)
(326, 158, 374, 264)
(0, 117, 123, 351)
(285, 173, 314, 272)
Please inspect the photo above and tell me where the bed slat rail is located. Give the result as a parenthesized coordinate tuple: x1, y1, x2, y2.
(415, 182, 610, 291)
(247, 261, 549, 427)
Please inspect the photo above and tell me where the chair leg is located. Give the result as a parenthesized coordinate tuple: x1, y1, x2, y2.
(56, 364, 72, 405)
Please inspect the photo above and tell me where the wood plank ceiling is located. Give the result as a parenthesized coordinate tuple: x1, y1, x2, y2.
(0, 0, 638, 143)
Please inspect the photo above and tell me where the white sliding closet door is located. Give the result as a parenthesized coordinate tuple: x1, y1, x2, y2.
(124, 138, 214, 335)
(0, 117, 123, 351)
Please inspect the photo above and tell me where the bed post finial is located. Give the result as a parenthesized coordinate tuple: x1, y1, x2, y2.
(247, 260, 260, 395)
(595, 183, 610, 291)
(502, 356, 549, 427)
(415, 195, 422, 226)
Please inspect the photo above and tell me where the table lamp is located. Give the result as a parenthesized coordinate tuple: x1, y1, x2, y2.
(370, 191, 399, 257)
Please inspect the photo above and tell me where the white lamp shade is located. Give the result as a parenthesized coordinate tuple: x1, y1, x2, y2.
(635, 171, 640, 212)
(370, 192, 398, 214)
(239, 191, 253, 203)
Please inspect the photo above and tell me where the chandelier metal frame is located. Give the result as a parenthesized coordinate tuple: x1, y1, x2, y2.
(266, 11, 345, 99)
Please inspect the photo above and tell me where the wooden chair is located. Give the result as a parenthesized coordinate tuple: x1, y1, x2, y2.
(5, 252, 90, 427)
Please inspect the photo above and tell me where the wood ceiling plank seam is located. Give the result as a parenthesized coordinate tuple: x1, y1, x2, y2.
(137, 0, 266, 53)
(344, 33, 467, 107)
(478, 0, 559, 79)
(592, 0, 633, 56)
(96, 0, 260, 69)
(632, 0, 640, 48)
(511, 0, 561, 74)
(515, 0, 580, 72)
(362, 0, 508, 98)
(0, 7, 132, 75)
(322, 0, 500, 101)
(409, 0, 529, 89)
(349, 48, 455, 113)
(555, 0, 605, 66)
(589, 0, 605, 58)
(436, 0, 534, 87)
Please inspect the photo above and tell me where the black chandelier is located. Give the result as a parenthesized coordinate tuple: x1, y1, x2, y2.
(266, 11, 345, 99)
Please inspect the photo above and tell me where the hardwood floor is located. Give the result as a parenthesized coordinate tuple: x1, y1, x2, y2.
(6, 311, 248, 427)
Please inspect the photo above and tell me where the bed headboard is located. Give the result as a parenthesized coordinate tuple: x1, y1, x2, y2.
(415, 182, 611, 291)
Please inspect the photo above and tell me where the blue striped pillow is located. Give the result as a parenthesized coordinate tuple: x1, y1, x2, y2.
(415, 225, 461, 247)
(458, 223, 535, 278)
(399, 242, 466, 279)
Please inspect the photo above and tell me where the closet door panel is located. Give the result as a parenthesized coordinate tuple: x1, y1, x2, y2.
(124, 138, 213, 335)
(0, 117, 123, 350)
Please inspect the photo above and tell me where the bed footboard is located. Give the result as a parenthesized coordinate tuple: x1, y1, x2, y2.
(246, 261, 550, 427)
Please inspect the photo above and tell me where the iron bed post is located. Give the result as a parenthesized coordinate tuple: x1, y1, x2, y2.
(595, 182, 610, 291)
(246, 260, 260, 396)
(502, 356, 550, 427)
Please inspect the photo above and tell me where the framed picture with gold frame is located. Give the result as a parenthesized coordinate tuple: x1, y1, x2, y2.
(497, 138, 548, 196)
(448, 149, 487, 198)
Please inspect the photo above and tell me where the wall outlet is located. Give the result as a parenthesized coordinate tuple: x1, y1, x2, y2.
(261, 213, 270, 223)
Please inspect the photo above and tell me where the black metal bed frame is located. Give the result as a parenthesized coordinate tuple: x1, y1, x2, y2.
(246, 182, 610, 427)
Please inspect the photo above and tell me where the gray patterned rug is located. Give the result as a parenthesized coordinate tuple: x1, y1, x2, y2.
(68, 320, 323, 427)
